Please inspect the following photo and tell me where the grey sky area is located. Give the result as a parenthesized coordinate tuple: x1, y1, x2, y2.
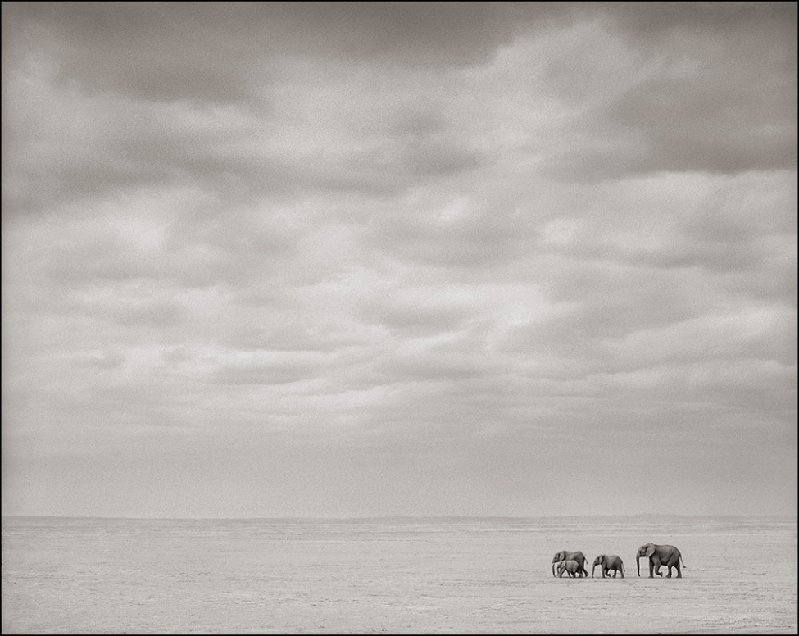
(2, 2, 796, 518)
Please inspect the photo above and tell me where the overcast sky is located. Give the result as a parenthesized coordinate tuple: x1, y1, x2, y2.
(2, 2, 796, 519)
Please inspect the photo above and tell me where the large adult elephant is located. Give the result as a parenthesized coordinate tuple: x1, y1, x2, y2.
(552, 551, 588, 577)
(636, 543, 685, 578)
(592, 554, 624, 578)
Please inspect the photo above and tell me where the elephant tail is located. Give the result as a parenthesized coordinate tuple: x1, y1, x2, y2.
(679, 553, 686, 569)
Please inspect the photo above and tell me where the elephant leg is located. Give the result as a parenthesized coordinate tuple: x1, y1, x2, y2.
(666, 565, 673, 578)
(676, 564, 682, 579)
(650, 556, 661, 578)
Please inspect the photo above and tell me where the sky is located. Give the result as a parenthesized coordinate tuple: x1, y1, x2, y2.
(2, 2, 796, 519)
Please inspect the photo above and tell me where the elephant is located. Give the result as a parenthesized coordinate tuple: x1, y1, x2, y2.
(552, 551, 588, 577)
(592, 554, 624, 578)
(555, 560, 583, 578)
(636, 543, 685, 578)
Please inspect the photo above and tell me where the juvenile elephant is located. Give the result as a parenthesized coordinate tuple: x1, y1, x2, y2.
(592, 554, 624, 578)
(636, 543, 685, 578)
(555, 560, 583, 578)
(551, 551, 588, 577)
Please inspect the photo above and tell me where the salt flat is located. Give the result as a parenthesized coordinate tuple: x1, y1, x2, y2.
(2, 516, 796, 633)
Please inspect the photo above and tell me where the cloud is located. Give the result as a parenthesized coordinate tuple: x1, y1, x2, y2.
(0, 3, 575, 112)
(612, 305, 797, 368)
(3, 52, 497, 216)
(2, 2, 795, 518)
(70, 349, 126, 370)
(207, 354, 324, 386)
(2, 3, 261, 103)
(539, 4, 797, 180)
(4, 3, 795, 218)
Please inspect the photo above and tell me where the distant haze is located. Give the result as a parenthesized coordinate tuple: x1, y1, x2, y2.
(2, 2, 796, 518)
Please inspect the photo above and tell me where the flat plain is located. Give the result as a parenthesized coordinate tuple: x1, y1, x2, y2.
(2, 515, 796, 633)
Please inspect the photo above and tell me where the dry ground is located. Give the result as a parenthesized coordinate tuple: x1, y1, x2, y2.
(2, 516, 796, 633)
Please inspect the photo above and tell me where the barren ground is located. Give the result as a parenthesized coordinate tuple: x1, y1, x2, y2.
(2, 516, 796, 633)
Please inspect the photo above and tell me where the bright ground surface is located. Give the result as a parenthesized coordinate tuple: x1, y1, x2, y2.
(2, 516, 796, 633)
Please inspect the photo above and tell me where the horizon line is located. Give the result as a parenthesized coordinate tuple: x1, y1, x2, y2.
(3, 513, 797, 521)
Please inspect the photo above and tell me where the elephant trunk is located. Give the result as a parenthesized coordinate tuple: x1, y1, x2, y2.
(552, 562, 556, 577)
(636, 555, 641, 576)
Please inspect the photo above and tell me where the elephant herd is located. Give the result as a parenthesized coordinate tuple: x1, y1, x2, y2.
(552, 544, 686, 579)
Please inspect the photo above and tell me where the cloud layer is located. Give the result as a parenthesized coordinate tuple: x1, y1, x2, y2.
(2, 2, 796, 518)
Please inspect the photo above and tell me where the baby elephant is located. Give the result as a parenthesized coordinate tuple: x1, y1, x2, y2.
(592, 554, 624, 578)
(556, 559, 584, 578)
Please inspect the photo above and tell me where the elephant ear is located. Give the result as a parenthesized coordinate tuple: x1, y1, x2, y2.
(645, 544, 656, 557)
